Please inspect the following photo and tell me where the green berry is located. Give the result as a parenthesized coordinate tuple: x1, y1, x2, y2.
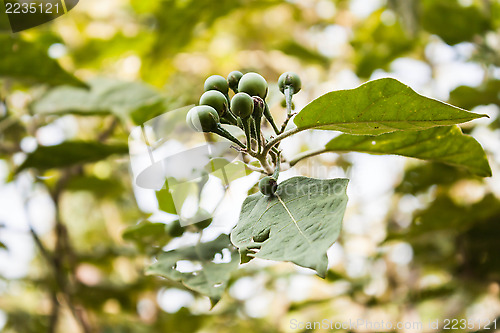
(238, 72, 268, 99)
(204, 75, 229, 94)
(259, 176, 278, 196)
(186, 105, 220, 132)
(278, 72, 301, 94)
(166, 220, 185, 237)
(227, 71, 243, 93)
(230, 92, 254, 119)
(199, 90, 228, 116)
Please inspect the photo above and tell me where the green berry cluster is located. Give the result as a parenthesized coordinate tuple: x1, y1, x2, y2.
(186, 71, 302, 196)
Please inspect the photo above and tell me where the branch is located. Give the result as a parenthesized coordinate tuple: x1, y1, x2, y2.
(46, 170, 93, 333)
(20, 184, 59, 333)
(244, 163, 267, 174)
(263, 126, 304, 156)
(279, 112, 297, 134)
(289, 148, 330, 167)
(98, 116, 119, 142)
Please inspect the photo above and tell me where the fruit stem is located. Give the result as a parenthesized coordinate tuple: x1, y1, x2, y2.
(284, 85, 294, 115)
(272, 153, 281, 179)
(255, 118, 262, 153)
(241, 117, 253, 154)
(214, 125, 246, 148)
(221, 110, 238, 125)
(263, 103, 280, 135)
(250, 117, 257, 141)
(257, 154, 274, 175)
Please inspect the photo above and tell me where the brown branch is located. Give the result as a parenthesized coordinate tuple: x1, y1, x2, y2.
(49, 169, 93, 333)
(98, 116, 120, 142)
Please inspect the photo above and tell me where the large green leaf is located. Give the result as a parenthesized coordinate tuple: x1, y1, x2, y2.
(323, 126, 491, 177)
(17, 141, 128, 172)
(146, 234, 239, 306)
(293, 78, 486, 136)
(0, 35, 85, 87)
(231, 176, 349, 278)
(31, 78, 167, 124)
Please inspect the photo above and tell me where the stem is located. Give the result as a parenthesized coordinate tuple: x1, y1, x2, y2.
(214, 125, 246, 148)
(263, 103, 280, 135)
(263, 126, 305, 155)
(20, 181, 60, 332)
(258, 155, 274, 174)
(272, 154, 281, 179)
(222, 110, 238, 125)
(289, 148, 329, 166)
(255, 117, 262, 153)
(284, 85, 294, 115)
(98, 116, 119, 142)
(244, 163, 267, 174)
(50, 173, 92, 333)
(241, 117, 253, 153)
(250, 117, 257, 142)
(251, 96, 264, 154)
(279, 112, 296, 134)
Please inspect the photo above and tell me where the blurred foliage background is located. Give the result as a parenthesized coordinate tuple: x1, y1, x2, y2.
(1, 0, 500, 332)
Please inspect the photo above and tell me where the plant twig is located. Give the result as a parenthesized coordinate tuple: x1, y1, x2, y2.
(244, 163, 266, 174)
(46, 170, 93, 333)
(279, 112, 297, 134)
(19, 180, 59, 332)
(263, 126, 305, 156)
(98, 116, 120, 142)
(256, 154, 274, 174)
(289, 148, 329, 167)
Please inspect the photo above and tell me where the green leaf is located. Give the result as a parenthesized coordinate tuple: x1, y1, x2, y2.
(0, 240, 7, 251)
(156, 181, 178, 215)
(17, 141, 128, 172)
(146, 234, 239, 306)
(395, 163, 471, 194)
(351, 9, 416, 77)
(293, 78, 487, 136)
(323, 126, 491, 177)
(389, 194, 500, 240)
(0, 35, 85, 87)
(277, 41, 329, 67)
(420, 0, 491, 45)
(65, 176, 125, 198)
(122, 220, 171, 248)
(31, 78, 167, 124)
(230, 177, 349, 278)
(449, 80, 500, 110)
